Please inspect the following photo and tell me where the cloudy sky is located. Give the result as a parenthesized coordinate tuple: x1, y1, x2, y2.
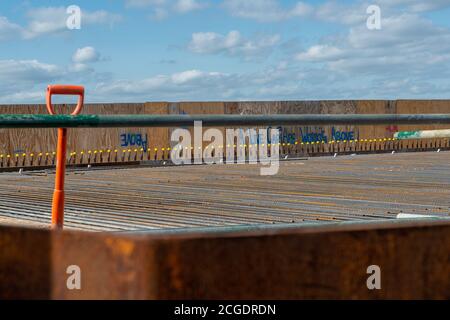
(1, 0, 450, 103)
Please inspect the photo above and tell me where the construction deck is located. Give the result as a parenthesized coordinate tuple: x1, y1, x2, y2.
(0, 151, 449, 231)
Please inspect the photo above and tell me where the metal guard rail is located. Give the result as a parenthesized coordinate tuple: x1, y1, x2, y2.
(1, 113, 450, 128)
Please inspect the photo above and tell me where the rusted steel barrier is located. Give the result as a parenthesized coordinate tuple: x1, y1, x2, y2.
(0, 219, 449, 299)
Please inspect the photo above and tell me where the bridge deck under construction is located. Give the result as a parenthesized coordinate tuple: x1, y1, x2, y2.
(0, 151, 449, 231)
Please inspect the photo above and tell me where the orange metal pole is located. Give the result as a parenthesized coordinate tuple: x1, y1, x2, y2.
(46, 84, 84, 230)
(51, 127, 67, 229)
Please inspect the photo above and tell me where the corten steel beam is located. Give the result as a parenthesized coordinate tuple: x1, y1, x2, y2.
(1, 220, 449, 299)
(1, 114, 450, 128)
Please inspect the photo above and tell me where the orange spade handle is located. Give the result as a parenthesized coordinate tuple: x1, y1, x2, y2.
(52, 127, 67, 229)
(47, 84, 84, 229)
(46, 84, 85, 115)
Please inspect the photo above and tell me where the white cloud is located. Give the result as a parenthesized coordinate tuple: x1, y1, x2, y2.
(314, 1, 367, 25)
(69, 63, 94, 73)
(125, 0, 167, 8)
(188, 30, 280, 58)
(174, 0, 206, 13)
(22, 7, 67, 38)
(171, 69, 204, 83)
(222, 0, 314, 22)
(89, 62, 329, 102)
(296, 45, 345, 61)
(82, 10, 123, 25)
(0, 16, 22, 40)
(2, 55, 449, 103)
(348, 13, 439, 49)
(189, 30, 240, 53)
(297, 13, 450, 70)
(21, 7, 122, 39)
(376, 0, 450, 12)
(291, 2, 314, 17)
(221, 0, 450, 25)
(88, 62, 310, 102)
(221, 0, 366, 24)
(94, 69, 230, 100)
(72, 47, 100, 64)
(0, 59, 64, 103)
(0, 91, 44, 103)
(293, 12, 450, 98)
(0, 59, 62, 83)
(308, 1, 450, 26)
(150, 7, 169, 20)
(126, 0, 207, 20)
(69, 47, 103, 74)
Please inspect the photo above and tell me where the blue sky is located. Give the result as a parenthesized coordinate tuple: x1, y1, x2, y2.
(1, 0, 450, 103)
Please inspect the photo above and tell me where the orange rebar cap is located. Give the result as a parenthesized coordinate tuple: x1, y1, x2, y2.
(46, 84, 85, 115)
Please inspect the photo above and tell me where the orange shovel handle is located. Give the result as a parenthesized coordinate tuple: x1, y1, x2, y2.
(47, 84, 85, 229)
(46, 85, 85, 115)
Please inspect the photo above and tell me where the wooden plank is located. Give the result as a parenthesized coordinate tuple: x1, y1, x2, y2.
(396, 100, 450, 135)
(356, 100, 392, 139)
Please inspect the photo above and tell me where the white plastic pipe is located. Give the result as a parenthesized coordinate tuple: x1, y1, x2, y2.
(396, 213, 442, 219)
(394, 129, 450, 140)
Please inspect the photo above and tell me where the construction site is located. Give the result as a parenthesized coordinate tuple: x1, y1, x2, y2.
(0, 94, 449, 299)
(1, 1, 450, 314)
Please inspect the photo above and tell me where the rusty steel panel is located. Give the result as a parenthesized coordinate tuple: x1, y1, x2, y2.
(147, 222, 450, 299)
(1, 220, 449, 299)
(0, 227, 51, 299)
(51, 230, 153, 299)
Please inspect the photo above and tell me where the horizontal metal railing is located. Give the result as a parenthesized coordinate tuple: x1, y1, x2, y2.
(1, 113, 450, 128)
